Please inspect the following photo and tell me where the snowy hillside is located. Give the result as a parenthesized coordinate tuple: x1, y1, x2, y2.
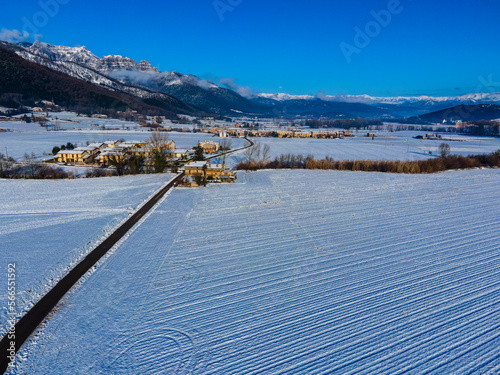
(23, 41, 219, 92)
(14, 47, 192, 105)
(26, 41, 159, 74)
(9, 169, 500, 374)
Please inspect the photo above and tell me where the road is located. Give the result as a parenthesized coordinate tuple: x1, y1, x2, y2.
(0, 137, 254, 373)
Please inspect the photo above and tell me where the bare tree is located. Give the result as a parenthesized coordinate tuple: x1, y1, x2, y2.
(0, 153, 15, 178)
(253, 142, 262, 163)
(243, 144, 255, 170)
(148, 130, 171, 173)
(37, 117, 48, 128)
(23, 152, 42, 178)
(148, 130, 170, 151)
(439, 143, 451, 158)
(107, 150, 129, 176)
(261, 144, 271, 163)
(220, 138, 232, 151)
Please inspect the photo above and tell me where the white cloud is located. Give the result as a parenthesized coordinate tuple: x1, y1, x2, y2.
(316, 91, 328, 101)
(218, 77, 258, 99)
(194, 77, 216, 90)
(0, 29, 30, 43)
(107, 70, 157, 85)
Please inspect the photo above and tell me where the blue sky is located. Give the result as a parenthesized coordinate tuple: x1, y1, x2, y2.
(1, 0, 500, 97)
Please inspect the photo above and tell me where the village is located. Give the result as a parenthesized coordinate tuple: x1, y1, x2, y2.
(209, 127, 353, 139)
(52, 138, 236, 187)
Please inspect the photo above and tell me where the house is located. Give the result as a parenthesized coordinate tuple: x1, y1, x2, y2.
(98, 148, 128, 164)
(104, 140, 120, 148)
(294, 132, 311, 138)
(170, 149, 190, 159)
(199, 141, 219, 154)
(55, 148, 91, 164)
(55, 139, 177, 166)
(184, 160, 236, 183)
(277, 131, 293, 138)
(55, 143, 104, 164)
(184, 161, 207, 177)
(129, 147, 155, 159)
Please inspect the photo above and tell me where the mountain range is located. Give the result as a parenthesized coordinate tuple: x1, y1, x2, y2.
(2, 40, 500, 121)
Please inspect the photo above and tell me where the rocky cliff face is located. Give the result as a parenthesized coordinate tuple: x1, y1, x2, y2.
(28, 41, 159, 74)
(99, 55, 159, 73)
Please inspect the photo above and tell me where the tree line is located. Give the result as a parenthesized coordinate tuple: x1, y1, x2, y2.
(0, 152, 75, 179)
(237, 145, 500, 174)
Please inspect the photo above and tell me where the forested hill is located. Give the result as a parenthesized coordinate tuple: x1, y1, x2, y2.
(0, 44, 198, 118)
(418, 104, 500, 122)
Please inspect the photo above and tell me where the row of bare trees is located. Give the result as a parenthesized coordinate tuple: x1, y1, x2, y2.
(0, 152, 73, 179)
(241, 142, 271, 169)
(237, 150, 500, 174)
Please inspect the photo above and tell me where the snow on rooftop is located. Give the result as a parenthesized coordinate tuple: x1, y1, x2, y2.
(207, 163, 223, 169)
(57, 149, 87, 155)
(186, 161, 207, 168)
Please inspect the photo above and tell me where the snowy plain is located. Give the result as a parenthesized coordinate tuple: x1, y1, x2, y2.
(226, 133, 500, 167)
(9, 169, 500, 374)
(0, 174, 175, 338)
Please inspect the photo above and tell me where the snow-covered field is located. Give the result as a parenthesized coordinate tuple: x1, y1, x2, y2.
(10, 169, 500, 374)
(226, 133, 500, 167)
(0, 174, 175, 337)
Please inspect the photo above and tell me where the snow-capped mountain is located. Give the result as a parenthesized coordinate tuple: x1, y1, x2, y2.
(27, 41, 100, 68)
(258, 92, 500, 106)
(255, 91, 500, 118)
(26, 41, 160, 73)
(7, 41, 199, 113)
(0, 41, 197, 117)
(18, 41, 272, 116)
(99, 55, 159, 73)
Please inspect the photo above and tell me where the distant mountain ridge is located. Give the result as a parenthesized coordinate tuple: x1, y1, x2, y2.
(258, 92, 500, 105)
(18, 41, 273, 117)
(3, 40, 500, 120)
(417, 104, 500, 122)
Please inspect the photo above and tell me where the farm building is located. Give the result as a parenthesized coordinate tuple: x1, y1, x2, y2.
(199, 141, 220, 154)
(184, 160, 235, 183)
